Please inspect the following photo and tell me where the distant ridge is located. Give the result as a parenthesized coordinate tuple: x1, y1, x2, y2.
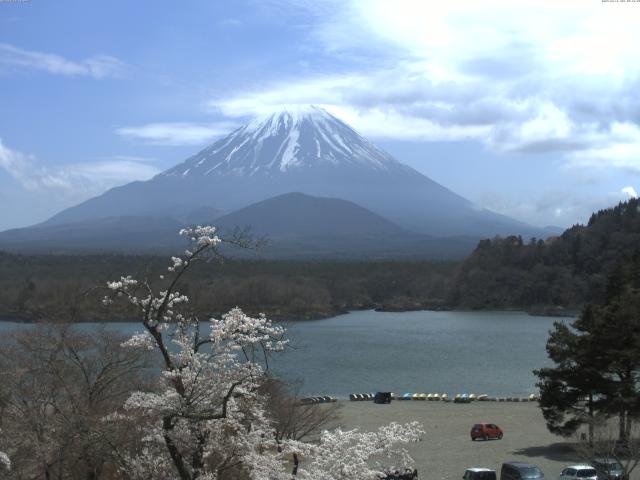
(0, 105, 555, 256)
(0, 216, 184, 253)
(0, 193, 479, 258)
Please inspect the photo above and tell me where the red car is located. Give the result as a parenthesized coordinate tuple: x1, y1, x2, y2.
(470, 422, 503, 441)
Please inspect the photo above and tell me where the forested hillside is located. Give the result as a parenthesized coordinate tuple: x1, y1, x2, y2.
(0, 254, 455, 322)
(451, 198, 640, 310)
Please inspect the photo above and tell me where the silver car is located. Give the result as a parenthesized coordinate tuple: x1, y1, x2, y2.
(559, 466, 598, 480)
(464, 468, 497, 480)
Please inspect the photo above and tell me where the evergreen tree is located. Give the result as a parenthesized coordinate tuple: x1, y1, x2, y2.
(535, 306, 608, 442)
(593, 290, 640, 443)
(535, 252, 640, 443)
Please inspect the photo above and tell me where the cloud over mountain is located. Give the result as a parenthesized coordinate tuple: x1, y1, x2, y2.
(209, 0, 640, 174)
(116, 121, 239, 146)
(0, 139, 160, 230)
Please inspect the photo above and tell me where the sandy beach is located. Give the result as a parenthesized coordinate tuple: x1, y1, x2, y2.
(335, 400, 632, 480)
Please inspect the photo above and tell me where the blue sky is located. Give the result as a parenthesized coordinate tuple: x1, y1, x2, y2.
(1, 0, 639, 230)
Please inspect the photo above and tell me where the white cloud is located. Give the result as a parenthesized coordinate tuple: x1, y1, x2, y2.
(0, 43, 124, 78)
(0, 138, 39, 190)
(208, 0, 640, 175)
(475, 188, 637, 228)
(565, 122, 640, 174)
(96, 155, 158, 164)
(324, 105, 491, 141)
(0, 141, 162, 230)
(115, 121, 239, 146)
(322, 0, 640, 79)
(65, 160, 160, 189)
(0, 139, 159, 196)
(622, 186, 638, 199)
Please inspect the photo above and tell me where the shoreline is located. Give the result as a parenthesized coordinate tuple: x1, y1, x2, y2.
(0, 305, 579, 324)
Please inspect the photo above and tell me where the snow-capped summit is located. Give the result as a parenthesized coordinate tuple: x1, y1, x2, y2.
(162, 105, 401, 177)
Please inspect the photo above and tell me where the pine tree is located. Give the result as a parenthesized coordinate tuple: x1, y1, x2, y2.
(535, 253, 640, 443)
(535, 306, 607, 442)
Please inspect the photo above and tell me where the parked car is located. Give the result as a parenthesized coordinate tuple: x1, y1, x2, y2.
(559, 465, 598, 480)
(381, 467, 418, 479)
(500, 462, 544, 480)
(591, 459, 625, 480)
(374, 392, 393, 404)
(470, 422, 503, 441)
(464, 468, 497, 480)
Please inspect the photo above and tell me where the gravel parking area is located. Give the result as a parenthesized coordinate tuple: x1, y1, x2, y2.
(335, 400, 624, 480)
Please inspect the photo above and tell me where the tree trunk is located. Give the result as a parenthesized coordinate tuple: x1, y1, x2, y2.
(292, 452, 299, 476)
(163, 416, 192, 480)
(588, 392, 594, 445)
(191, 430, 208, 479)
(619, 410, 628, 445)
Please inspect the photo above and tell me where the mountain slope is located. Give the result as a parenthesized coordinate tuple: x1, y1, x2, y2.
(211, 192, 479, 259)
(41, 105, 545, 239)
(211, 192, 478, 259)
(0, 192, 479, 258)
(0, 216, 185, 253)
(214, 192, 406, 237)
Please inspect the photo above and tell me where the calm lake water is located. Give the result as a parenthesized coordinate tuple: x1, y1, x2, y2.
(0, 310, 567, 398)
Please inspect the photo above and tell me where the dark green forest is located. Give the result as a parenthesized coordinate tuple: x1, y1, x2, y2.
(0, 254, 455, 322)
(451, 198, 640, 311)
(1, 198, 639, 322)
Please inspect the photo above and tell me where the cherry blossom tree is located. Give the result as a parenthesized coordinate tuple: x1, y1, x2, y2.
(260, 378, 341, 475)
(106, 226, 423, 480)
(291, 422, 424, 480)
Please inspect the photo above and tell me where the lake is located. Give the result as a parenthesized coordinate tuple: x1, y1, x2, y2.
(0, 309, 566, 398)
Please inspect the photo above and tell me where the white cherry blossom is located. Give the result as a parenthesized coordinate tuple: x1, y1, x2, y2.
(104, 226, 423, 479)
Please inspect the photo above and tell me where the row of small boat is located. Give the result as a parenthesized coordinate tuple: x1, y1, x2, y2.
(399, 393, 450, 401)
(349, 392, 451, 401)
(453, 393, 539, 402)
(349, 393, 539, 402)
(350, 393, 376, 401)
(300, 396, 338, 404)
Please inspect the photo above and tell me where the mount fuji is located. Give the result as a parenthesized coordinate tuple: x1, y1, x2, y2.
(0, 105, 553, 257)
